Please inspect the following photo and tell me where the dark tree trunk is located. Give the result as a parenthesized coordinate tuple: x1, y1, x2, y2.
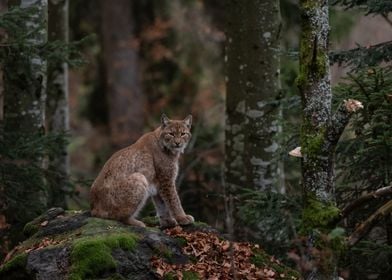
(225, 0, 283, 238)
(46, 0, 69, 208)
(1, 0, 49, 254)
(100, 0, 144, 149)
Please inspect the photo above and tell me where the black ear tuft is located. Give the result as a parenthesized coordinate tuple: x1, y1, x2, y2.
(161, 113, 170, 127)
(184, 114, 192, 128)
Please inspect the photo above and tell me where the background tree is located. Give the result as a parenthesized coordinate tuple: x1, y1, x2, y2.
(46, 0, 69, 208)
(0, 0, 49, 255)
(100, 0, 145, 149)
(225, 0, 283, 238)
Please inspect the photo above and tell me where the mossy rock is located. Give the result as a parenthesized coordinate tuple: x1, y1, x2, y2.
(0, 209, 186, 280)
(1, 208, 301, 280)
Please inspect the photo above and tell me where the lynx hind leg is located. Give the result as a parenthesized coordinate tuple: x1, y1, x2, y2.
(112, 172, 149, 227)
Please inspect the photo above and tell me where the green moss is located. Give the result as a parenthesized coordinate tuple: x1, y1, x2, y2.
(315, 54, 327, 77)
(297, 0, 328, 91)
(300, 119, 326, 158)
(81, 217, 126, 236)
(164, 272, 176, 280)
(183, 271, 200, 280)
(0, 253, 28, 275)
(301, 197, 340, 233)
(154, 244, 174, 263)
(69, 233, 138, 280)
(251, 252, 301, 279)
(141, 215, 160, 227)
(193, 221, 209, 227)
(250, 253, 269, 267)
(174, 237, 187, 247)
(23, 222, 39, 237)
(164, 271, 200, 280)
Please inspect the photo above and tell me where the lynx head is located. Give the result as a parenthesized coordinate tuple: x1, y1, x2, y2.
(159, 114, 192, 154)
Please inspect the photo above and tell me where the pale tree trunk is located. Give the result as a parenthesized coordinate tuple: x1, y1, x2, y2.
(101, 0, 144, 149)
(46, 0, 69, 208)
(297, 0, 362, 279)
(5, 0, 47, 133)
(225, 0, 283, 236)
(2, 0, 48, 233)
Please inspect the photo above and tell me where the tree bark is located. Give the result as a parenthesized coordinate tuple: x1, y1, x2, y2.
(297, 1, 363, 279)
(225, 0, 282, 194)
(46, 0, 69, 208)
(4, 0, 47, 133)
(100, 0, 144, 149)
(2, 0, 48, 248)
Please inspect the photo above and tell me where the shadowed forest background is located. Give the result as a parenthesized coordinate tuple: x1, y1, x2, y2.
(0, 0, 391, 279)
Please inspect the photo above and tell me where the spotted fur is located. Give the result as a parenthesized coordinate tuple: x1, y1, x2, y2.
(90, 114, 194, 228)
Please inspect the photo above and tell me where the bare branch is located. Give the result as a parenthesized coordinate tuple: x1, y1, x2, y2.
(348, 200, 392, 247)
(327, 99, 363, 146)
(341, 185, 392, 219)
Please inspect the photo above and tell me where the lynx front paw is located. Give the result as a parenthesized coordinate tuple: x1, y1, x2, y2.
(159, 217, 178, 229)
(176, 214, 194, 225)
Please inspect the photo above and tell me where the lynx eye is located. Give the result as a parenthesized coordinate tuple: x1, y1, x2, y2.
(168, 133, 175, 137)
(181, 133, 187, 137)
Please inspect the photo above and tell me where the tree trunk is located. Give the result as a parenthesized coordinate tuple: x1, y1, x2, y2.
(100, 0, 144, 149)
(4, 0, 47, 133)
(1, 0, 48, 249)
(225, 0, 283, 237)
(297, 0, 362, 279)
(46, 0, 69, 208)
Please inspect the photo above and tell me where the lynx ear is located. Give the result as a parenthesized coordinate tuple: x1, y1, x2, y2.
(161, 113, 170, 127)
(184, 114, 192, 128)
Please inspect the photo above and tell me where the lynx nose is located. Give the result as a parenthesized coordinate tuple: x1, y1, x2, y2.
(174, 141, 181, 147)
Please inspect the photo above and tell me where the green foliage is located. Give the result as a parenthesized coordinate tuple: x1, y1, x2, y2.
(330, 1, 392, 68)
(343, 241, 392, 279)
(69, 233, 138, 280)
(334, 66, 392, 190)
(238, 190, 302, 258)
(0, 132, 68, 224)
(333, 65, 392, 278)
(330, 41, 392, 68)
(332, 0, 392, 15)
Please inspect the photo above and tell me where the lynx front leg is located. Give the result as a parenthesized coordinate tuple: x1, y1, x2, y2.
(158, 182, 194, 226)
(152, 195, 177, 228)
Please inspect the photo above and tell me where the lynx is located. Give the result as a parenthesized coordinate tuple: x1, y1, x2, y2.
(90, 114, 194, 228)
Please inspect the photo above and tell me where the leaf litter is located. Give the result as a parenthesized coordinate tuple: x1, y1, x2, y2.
(151, 226, 300, 280)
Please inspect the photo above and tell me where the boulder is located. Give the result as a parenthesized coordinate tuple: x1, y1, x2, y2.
(0, 208, 301, 280)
